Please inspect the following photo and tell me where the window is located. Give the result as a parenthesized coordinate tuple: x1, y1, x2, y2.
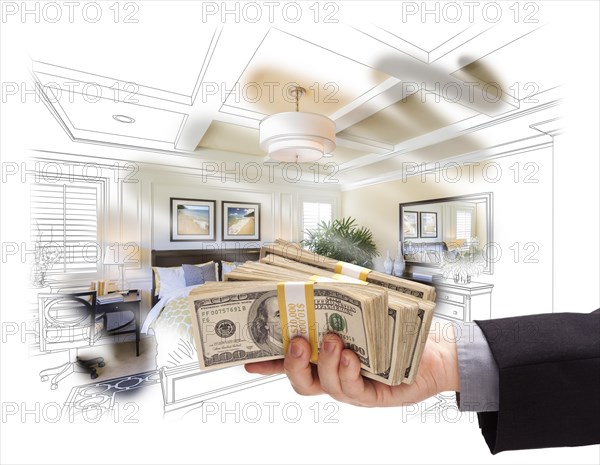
(30, 180, 101, 276)
(302, 202, 332, 240)
(455, 209, 473, 240)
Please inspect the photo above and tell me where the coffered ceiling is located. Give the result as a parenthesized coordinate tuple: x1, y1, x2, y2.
(25, 1, 565, 187)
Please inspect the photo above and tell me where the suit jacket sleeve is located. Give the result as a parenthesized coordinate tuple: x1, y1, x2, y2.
(474, 309, 600, 453)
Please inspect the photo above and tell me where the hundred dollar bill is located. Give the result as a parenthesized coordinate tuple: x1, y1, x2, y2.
(188, 282, 388, 374)
(226, 256, 434, 384)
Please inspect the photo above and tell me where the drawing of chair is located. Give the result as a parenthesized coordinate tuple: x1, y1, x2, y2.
(38, 291, 105, 390)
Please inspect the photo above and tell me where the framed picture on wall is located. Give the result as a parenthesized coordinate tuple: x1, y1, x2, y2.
(170, 198, 216, 241)
(222, 201, 261, 241)
(402, 211, 418, 239)
(420, 212, 438, 238)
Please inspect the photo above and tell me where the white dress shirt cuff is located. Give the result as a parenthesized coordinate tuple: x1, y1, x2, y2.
(453, 320, 499, 412)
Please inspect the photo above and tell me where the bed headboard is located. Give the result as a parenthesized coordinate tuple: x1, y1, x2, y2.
(150, 248, 261, 306)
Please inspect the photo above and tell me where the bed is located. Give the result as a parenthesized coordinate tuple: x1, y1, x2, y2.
(144, 248, 285, 413)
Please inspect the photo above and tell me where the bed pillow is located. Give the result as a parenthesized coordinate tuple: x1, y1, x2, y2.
(220, 260, 245, 280)
(153, 266, 185, 299)
(182, 261, 218, 285)
(181, 261, 217, 286)
(196, 261, 218, 282)
(182, 264, 205, 286)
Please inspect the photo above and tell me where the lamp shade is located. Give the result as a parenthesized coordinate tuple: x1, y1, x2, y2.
(103, 245, 127, 265)
(259, 112, 336, 162)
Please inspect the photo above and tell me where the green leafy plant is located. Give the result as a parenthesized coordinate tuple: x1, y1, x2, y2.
(301, 217, 379, 268)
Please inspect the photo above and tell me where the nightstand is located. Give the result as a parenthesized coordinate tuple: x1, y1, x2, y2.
(98, 291, 141, 356)
(433, 279, 494, 322)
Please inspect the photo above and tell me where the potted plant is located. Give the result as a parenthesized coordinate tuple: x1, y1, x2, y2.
(301, 217, 379, 268)
(441, 247, 485, 284)
(31, 223, 60, 292)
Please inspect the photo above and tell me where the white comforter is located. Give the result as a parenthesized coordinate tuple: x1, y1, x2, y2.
(141, 285, 201, 369)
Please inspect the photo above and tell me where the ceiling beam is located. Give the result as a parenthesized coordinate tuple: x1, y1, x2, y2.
(329, 77, 418, 133)
(337, 86, 561, 174)
(174, 24, 270, 151)
(285, 22, 539, 129)
(346, 23, 430, 63)
(334, 133, 393, 154)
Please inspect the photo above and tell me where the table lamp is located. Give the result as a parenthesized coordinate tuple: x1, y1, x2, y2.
(103, 244, 129, 293)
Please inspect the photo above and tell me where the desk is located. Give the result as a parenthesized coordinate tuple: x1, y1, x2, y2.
(98, 291, 141, 356)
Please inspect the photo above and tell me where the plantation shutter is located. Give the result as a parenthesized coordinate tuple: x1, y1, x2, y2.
(31, 181, 100, 274)
(302, 202, 332, 240)
(456, 209, 472, 240)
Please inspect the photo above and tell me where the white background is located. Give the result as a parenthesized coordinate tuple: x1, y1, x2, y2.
(1, 1, 599, 464)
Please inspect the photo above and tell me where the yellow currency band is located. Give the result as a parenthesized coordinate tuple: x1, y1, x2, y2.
(277, 282, 318, 363)
(333, 261, 371, 281)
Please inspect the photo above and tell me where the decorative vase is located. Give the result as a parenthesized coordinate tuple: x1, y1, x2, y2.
(383, 250, 393, 274)
(453, 273, 471, 284)
(393, 253, 405, 276)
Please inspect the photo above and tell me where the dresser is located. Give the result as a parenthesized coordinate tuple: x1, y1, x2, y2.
(433, 279, 494, 322)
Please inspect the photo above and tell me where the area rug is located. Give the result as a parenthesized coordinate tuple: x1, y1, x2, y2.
(64, 370, 161, 420)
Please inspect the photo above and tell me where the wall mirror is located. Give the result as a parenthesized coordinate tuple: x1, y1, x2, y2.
(399, 192, 494, 274)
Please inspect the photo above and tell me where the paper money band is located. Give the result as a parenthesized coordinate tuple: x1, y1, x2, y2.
(308, 275, 336, 283)
(308, 274, 367, 285)
(277, 282, 318, 363)
(333, 262, 371, 281)
(331, 273, 368, 285)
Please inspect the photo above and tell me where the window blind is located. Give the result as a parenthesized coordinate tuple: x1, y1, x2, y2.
(30, 181, 100, 274)
(302, 202, 332, 240)
(456, 209, 472, 240)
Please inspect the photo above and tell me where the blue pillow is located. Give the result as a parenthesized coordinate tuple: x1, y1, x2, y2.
(182, 264, 205, 286)
(197, 261, 217, 282)
(182, 261, 218, 286)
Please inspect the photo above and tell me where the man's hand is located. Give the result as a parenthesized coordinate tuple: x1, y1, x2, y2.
(245, 326, 460, 408)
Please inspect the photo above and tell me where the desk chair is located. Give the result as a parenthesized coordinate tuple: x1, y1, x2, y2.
(38, 291, 105, 390)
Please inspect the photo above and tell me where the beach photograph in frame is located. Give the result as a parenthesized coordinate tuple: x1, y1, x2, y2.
(170, 198, 216, 241)
(222, 201, 260, 241)
(420, 212, 438, 238)
(403, 210, 419, 239)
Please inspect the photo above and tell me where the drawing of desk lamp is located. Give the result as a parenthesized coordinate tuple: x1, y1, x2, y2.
(103, 244, 130, 294)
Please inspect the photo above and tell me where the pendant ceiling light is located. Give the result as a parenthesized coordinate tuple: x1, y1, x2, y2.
(259, 86, 336, 163)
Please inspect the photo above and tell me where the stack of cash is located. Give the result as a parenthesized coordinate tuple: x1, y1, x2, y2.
(188, 241, 436, 386)
(224, 257, 435, 385)
(261, 239, 436, 301)
(189, 281, 390, 373)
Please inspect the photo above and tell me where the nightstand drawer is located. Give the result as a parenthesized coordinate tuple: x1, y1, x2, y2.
(96, 292, 141, 356)
(434, 301, 465, 321)
(100, 301, 136, 312)
(436, 291, 464, 305)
